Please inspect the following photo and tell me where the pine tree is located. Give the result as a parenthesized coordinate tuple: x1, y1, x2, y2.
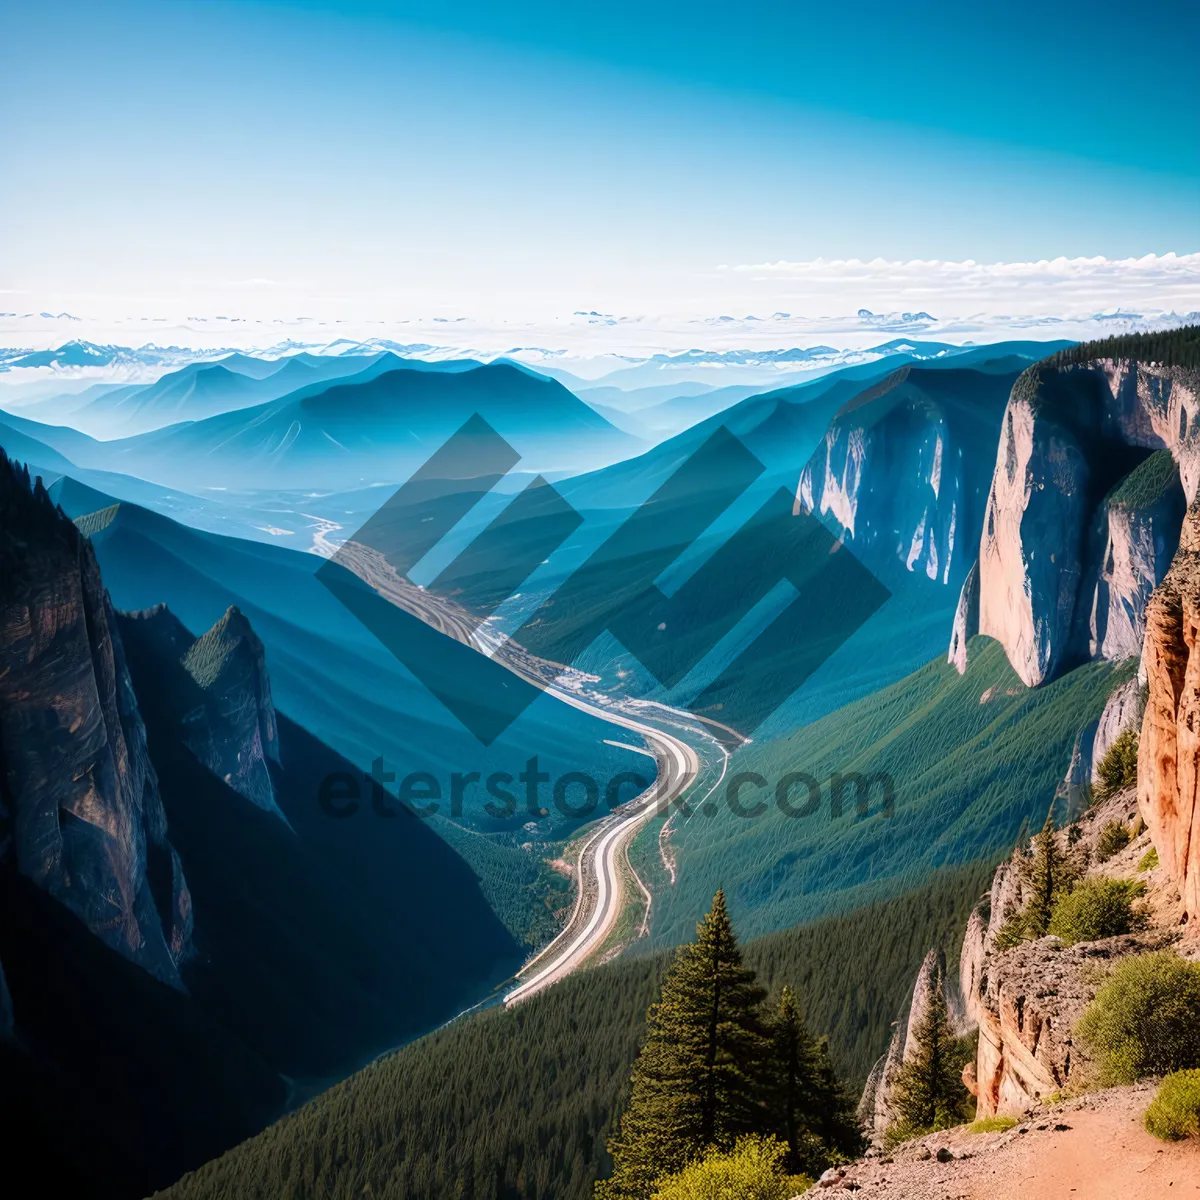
(765, 987, 860, 1175)
(1025, 805, 1072, 937)
(767, 986, 817, 1171)
(597, 890, 769, 1199)
(807, 1036, 864, 1162)
(889, 976, 969, 1138)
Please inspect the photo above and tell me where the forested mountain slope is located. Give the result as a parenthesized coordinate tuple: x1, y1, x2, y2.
(159, 864, 990, 1200)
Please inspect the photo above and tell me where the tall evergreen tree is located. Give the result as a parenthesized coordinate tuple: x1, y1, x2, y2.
(807, 1036, 864, 1163)
(597, 890, 769, 1199)
(767, 986, 817, 1171)
(1025, 805, 1072, 937)
(889, 975, 970, 1137)
(767, 986, 863, 1173)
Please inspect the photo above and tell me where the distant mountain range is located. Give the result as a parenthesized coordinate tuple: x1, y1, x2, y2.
(424, 340, 1071, 743)
(67, 351, 414, 435)
(1, 359, 643, 489)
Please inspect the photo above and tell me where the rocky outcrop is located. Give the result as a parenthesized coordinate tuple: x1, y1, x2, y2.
(858, 1018, 907, 1138)
(121, 603, 286, 823)
(947, 560, 979, 674)
(795, 366, 1012, 589)
(181, 607, 283, 819)
(1091, 677, 1142, 782)
(968, 931, 1169, 1117)
(958, 901, 990, 1028)
(975, 358, 1199, 685)
(0, 452, 192, 986)
(1086, 453, 1184, 662)
(959, 855, 1026, 1029)
(1138, 493, 1200, 921)
(1057, 718, 1099, 817)
(859, 948, 964, 1141)
(960, 791, 1174, 1116)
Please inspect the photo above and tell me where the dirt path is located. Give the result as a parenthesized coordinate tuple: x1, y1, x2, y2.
(820, 1084, 1200, 1198)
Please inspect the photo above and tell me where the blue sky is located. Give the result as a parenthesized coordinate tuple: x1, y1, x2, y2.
(2, 0, 1198, 325)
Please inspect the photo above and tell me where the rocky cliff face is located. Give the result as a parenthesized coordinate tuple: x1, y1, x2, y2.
(118, 603, 286, 822)
(947, 561, 979, 673)
(1091, 677, 1142, 782)
(795, 366, 1013, 589)
(959, 785, 1173, 1117)
(0, 452, 192, 987)
(1138, 493, 1200, 921)
(1086, 453, 1184, 663)
(858, 948, 965, 1141)
(974, 359, 1198, 686)
(967, 929, 1164, 1118)
(180, 607, 283, 820)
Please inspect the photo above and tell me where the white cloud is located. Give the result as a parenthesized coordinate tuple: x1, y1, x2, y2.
(724, 252, 1200, 313)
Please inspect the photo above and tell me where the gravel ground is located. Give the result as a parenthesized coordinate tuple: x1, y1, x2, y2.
(807, 1083, 1200, 1198)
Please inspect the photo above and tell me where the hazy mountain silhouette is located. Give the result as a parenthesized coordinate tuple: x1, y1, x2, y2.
(48, 360, 643, 489)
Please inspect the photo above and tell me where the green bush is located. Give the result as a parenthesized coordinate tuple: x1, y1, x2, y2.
(649, 1136, 812, 1200)
(1047, 878, 1144, 946)
(1096, 820, 1133, 862)
(1095, 728, 1139, 800)
(1075, 952, 1200, 1084)
(966, 1116, 1017, 1134)
(1144, 1070, 1200, 1141)
(993, 911, 1028, 950)
(1139, 847, 1159, 872)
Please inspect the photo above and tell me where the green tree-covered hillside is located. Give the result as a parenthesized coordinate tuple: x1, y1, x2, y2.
(159, 864, 989, 1200)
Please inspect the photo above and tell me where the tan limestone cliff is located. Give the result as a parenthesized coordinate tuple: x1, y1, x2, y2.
(975, 360, 1198, 685)
(960, 785, 1179, 1117)
(1139, 492, 1200, 921)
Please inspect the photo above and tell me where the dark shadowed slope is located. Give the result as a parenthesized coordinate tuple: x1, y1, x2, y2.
(0, 453, 520, 1196)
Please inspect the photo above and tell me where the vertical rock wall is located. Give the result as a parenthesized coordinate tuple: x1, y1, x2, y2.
(0, 454, 192, 986)
(973, 360, 1198, 685)
(1138, 495, 1200, 921)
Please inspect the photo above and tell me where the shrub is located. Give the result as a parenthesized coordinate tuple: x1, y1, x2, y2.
(1139, 847, 1159, 872)
(1095, 728, 1139, 799)
(966, 1116, 1017, 1134)
(1075, 952, 1200, 1084)
(993, 912, 1028, 950)
(649, 1136, 812, 1200)
(1095, 820, 1132, 862)
(1047, 878, 1144, 946)
(1144, 1070, 1200, 1141)
(1019, 809, 1081, 937)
